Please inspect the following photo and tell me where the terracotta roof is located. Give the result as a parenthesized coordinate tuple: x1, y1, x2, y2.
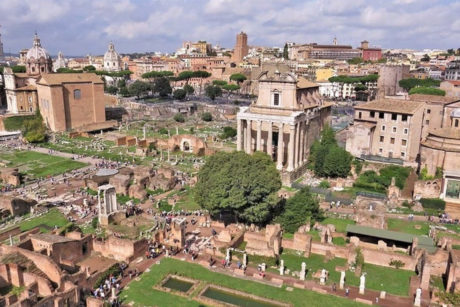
(37, 73, 104, 85)
(355, 99, 424, 115)
(409, 94, 460, 105)
(16, 85, 36, 91)
(428, 127, 460, 140)
(297, 77, 319, 89)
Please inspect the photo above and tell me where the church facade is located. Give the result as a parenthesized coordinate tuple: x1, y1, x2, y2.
(236, 71, 332, 184)
(103, 42, 121, 72)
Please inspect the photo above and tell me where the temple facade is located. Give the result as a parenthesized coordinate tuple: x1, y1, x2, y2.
(237, 71, 331, 184)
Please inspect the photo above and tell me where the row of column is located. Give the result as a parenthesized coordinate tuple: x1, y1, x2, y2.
(237, 119, 308, 172)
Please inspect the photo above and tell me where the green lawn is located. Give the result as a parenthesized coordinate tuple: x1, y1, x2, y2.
(19, 208, 69, 232)
(321, 217, 356, 233)
(386, 218, 430, 236)
(121, 257, 365, 307)
(0, 150, 87, 179)
(241, 249, 414, 297)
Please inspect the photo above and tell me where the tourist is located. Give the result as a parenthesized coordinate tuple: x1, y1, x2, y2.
(332, 283, 336, 292)
(345, 288, 349, 296)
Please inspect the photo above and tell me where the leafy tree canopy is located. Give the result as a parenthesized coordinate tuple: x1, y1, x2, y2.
(23, 111, 46, 143)
(220, 126, 237, 139)
(222, 84, 240, 92)
(283, 43, 289, 60)
(399, 78, 441, 92)
(195, 151, 282, 224)
(141, 70, 173, 79)
(173, 113, 185, 123)
(274, 187, 323, 233)
(128, 80, 151, 98)
(205, 85, 223, 101)
(83, 65, 96, 71)
(347, 57, 364, 65)
(56, 67, 83, 73)
(230, 73, 247, 84)
(212, 80, 227, 86)
(94, 70, 132, 78)
(201, 112, 212, 122)
(173, 89, 186, 100)
(11, 65, 26, 73)
(328, 74, 378, 84)
(183, 84, 195, 95)
(153, 77, 172, 97)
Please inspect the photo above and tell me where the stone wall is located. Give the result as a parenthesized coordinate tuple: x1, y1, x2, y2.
(361, 248, 417, 270)
(92, 236, 147, 262)
(413, 179, 442, 199)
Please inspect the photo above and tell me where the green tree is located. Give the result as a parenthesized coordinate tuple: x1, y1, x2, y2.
(177, 70, 194, 83)
(141, 70, 173, 80)
(230, 73, 247, 85)
(421, 54, 431, 62)
(195, 151, 282, 224)
(275, 187, 323, 233)
(173, 89, 186, 100)
(11, 65, 26, 73)
(347, 57, 364, 65)
(201, 112, 213, 122)
(323, 146, 353, 178)
(56, 67, 83, 73)
(23, 111, 46, 143)
(212, 80, 227, 86)
(83, 65, 96, 71)
(220, 126, 237, 139)
(205, 85, 222, 101)
(105, 86, 118, 95)
(399, 78, 441, 92)
(183, 84, 195, 95)
(153, 77, 172, 97)
(222, 83, 240, 93)
(128, 80, 151, 98)
(173, 113, 185, 123)
(283, 43, 289, 60)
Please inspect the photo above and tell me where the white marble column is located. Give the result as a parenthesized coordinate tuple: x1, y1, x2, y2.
(256, 120, 262, 151)
(276, 123, 284, 170)
(237, 119, 243, 151)
(246, 120, 253, 154)
(267, 122, 273, 159)
(287, 125, 295, 172)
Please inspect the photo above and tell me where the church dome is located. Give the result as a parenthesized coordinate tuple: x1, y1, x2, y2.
(104, 42, 120, 62)
(451, 108, 460, 118)
(26, 33, 50, 61)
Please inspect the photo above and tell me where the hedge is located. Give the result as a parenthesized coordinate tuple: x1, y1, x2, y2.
(3, 115, 35, 131)
(420, 198, 446, 210)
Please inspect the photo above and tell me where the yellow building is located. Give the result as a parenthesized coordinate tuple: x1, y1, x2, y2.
(315, 68, 334, 82)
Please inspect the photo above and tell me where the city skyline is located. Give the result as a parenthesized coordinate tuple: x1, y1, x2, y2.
(0, 0, 459, 56)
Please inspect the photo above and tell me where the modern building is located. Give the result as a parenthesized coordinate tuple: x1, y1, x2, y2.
(359, 41, 382, 62)
(236, 71, 332, 184)
(445, 61, 460, 81)
(103, 42, 121, 72)
(290, 43, 361, 61)
(233, 32, 249, 63)
(346, 99, 425, 164)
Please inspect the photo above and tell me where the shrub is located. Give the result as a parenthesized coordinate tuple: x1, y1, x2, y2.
(201, 112, 213, 122)
(173, 113, 185, 123)
(220, 126, 237, 139)
(173, 89, 186, 100)
(389, 259, 405, 269)
(91, 217, 98, 229)
(409, 87, 445, 96)
(94, 264, 121, 288)
(420, 198, 445, 210)
(158, 128, 169, 135)
(319, 180, 331, 188)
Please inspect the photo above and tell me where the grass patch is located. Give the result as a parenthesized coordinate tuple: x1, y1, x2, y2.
(321, 217, 355, 233)
(2, 115, 35, 131)
(121, 257, 365, 307)
(386, 218, 430, 235)
(0, 150, 87, 179)
(19, 209, 68, 232)
(332, 237, 347, 246)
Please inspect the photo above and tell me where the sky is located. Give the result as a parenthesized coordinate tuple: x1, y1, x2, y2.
(0, 0, 459, 56)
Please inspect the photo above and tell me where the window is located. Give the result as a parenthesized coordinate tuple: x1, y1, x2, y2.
(32, 67, 35, 72)
(41, 67, 44, 72)
(379, 112, 384, 119)
(404, 128, 408, 134)
(425, 120, 430, 125)
(401, 152, 406, 158)
(74, 89, 81, 100)
(402, 139, 407, 146)
(390, 138, 395, 144)
(427, 109, 431, 114)
(402, 114, 408, 121)
(380, 136, 384, 142)
(391, 113, 397, 121)
(379, 148, 383, 154)
(273, 93, 280, 106)
(370, 111, 375, 118)
(455, 119, 459, 128)
(381, 125, 385, 131)
(392, 127, 397, 133)
(358, 112, 362, 119)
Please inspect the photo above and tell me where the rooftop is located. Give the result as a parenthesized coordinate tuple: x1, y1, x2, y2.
(355, 98, 424, 115)
(37, 73, 104, 86)
(346, 224, 436, 253)
(31, 233, 75, 244)
(297, 77, 319, 89)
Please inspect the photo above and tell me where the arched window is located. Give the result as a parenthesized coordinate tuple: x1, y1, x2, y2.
(74, 89, 81, 100)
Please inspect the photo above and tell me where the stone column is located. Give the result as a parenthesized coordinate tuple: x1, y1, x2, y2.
(246, 120, 252, 154)
(267, 122, 273, 158)
(237, 119, 243, 151)
(287, 125, 295, 172)
(256, 120, 262, 151)
(299, 121, 305, 163)
(294, 122, 301, 168)
(276, 123, 284, 170)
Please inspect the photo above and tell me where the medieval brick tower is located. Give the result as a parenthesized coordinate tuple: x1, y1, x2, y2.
(233, 32, 249, 63)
